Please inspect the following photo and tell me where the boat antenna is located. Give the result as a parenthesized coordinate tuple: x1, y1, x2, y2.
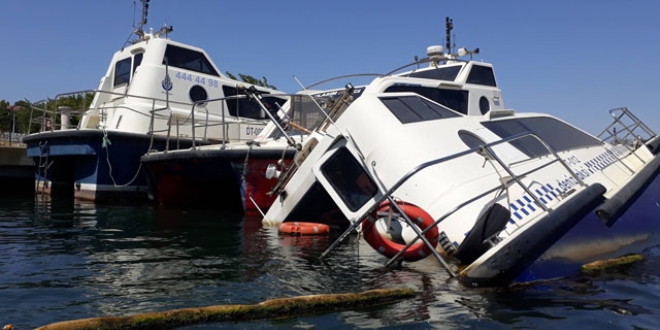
(134, 0, 150, 37)
(122, 0, 150, 49)
(292, 75, 306, 91)
(445, 17, 453, 55)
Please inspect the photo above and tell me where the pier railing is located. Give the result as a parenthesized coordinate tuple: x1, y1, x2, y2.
(0, 132, 27, 146)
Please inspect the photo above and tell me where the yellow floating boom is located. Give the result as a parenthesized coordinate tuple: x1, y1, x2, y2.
(580, 254, 644, 274)
(37, 288, 416, 330)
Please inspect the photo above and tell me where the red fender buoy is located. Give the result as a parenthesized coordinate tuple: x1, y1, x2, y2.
(278, 222, 331, 236)
(362, 200, 439, 262)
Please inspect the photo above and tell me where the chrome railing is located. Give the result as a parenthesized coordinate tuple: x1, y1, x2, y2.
(27, 89, 271, 154)
(27, 89, 192, 134)
(598, 107, 657, 148)
(148, 88, 343, 154)
(148, 94, 266, 153)
(321, 131, 591, 277)
(598, 107, 657, 168)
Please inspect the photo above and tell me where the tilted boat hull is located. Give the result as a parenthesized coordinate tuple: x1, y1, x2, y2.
(519, 171, 660, 282)
(141, 146, 295, 213)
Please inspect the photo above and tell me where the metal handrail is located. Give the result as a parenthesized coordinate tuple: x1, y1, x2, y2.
(148, 94, 257, 152)
(155, 88, 338, 153)
(29, 88, 271, 153)
(321, 131, 588, 277)
(598, 107, 657, 146)
(28, 89, 194, 133)
(380, 145, 568, 268)
(597, 107, 656, 168)
(374, 132, 585, 204)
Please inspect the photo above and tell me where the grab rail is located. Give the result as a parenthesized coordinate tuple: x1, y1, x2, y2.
(27, 88, 272, 153)
(147, 94, 278, 153)
(27, 89, 193, 134)
(598, 107, 657, 148)
(321, 131, 588, 277)
(597, 107, 657, 168)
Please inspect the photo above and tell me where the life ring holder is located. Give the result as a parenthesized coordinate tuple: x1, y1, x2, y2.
(361, 200, 439, 262)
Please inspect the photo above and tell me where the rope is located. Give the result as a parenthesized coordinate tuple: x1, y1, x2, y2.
(102, 129, 144, 187)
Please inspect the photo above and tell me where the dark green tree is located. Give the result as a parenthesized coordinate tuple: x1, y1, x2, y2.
(0, 99, 10, 132)
(6, 92, 95, 134)
(226, 71, 277, 90)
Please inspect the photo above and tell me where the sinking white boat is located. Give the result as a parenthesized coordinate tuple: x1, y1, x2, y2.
(23, 0, 286, 201)
(263, 21, 660, 286)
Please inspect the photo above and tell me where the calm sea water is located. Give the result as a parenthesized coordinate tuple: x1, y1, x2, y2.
(1, 195, 659, 329)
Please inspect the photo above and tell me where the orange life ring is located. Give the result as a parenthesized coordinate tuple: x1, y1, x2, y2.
(278, 222, 331, 236)
(362, 200, 439, 262)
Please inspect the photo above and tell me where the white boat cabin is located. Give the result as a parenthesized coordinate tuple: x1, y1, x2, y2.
(70, 28, 286, 142)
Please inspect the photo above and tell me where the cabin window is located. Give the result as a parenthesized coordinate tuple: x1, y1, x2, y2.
(466, 65, 497, 87)
(405, 65, 462, 81)
(132, 53, 143, 75)
(321, 147, 378, 211)
(384, 86, 468, 114)
(189, 85, 208, 105)
(479, 96, 490, 114)
(163, 44, 219, 76)
(381, 95, 461, 124)
(482, 117, 601, 158)
(221, 86, 286, 120)
(113, 57, 132, 87)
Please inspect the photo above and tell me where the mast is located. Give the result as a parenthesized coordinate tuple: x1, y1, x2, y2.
(445, 17, 453, 55)
(123, 0, 173, 47)
(134, 0, 150, 37)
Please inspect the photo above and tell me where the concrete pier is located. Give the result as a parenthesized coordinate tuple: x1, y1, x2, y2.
(0, 141, 34, 196)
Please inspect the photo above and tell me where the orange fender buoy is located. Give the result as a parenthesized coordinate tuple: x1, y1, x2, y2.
(362, 200, 439, 262)
(278, 222, 331, 236)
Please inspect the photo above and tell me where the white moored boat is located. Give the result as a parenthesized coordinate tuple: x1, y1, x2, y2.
(139, 86, 329, 213)
(22, 0, 286, 201)
(263, 19, 660, 286)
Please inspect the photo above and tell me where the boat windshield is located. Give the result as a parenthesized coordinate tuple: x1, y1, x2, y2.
(380, 95, 461, 124)
(221, 86, 287, 120)
(403, 65, 462, 81)
(466, 65, 497, 87)
(482, 117, 601, 158)
(163, 44, 219, 77)
(384, 85, 469, 114)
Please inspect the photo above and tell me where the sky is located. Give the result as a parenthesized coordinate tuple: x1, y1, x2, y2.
(0, 0, 658, 135)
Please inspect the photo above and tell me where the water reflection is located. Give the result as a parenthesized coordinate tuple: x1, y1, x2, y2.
(1, 196, 659, 329)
